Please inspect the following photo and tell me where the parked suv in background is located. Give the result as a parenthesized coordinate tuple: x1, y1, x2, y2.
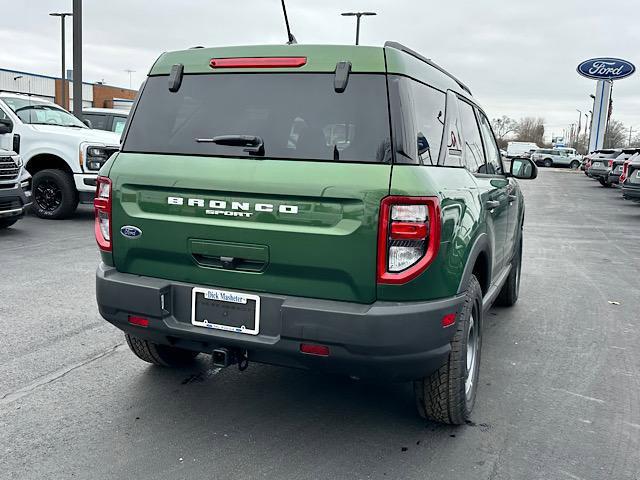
(94, 43, 537, 424)
(587, 149, 622, 186)
(531, 148, 581, 168)
(0, 93, 120, 219)
(622, 155, 640, 202)
(0, 149, 32, 229)
(607, 148, 640, 186)
(82, 108, 129, 135)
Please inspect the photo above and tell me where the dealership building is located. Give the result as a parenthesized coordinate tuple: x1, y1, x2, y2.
(0, 68, 137, 111)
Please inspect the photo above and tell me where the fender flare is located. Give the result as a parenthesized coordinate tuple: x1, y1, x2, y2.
(456, 232, 492, 295)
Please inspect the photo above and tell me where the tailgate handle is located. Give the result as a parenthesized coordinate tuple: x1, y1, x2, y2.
(190, 240, 268, 272)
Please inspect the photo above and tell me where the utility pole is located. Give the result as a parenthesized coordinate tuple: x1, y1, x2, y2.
(341, 12, 376, 45)
(72, 0, 83, 117)
(50, 12, 72, 110)
(629, 126, 633, 147)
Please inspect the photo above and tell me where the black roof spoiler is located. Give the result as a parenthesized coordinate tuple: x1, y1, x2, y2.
(384, 41, 472, 96)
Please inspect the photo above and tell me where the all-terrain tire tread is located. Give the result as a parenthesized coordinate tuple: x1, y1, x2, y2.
(415, 276, 482, 425)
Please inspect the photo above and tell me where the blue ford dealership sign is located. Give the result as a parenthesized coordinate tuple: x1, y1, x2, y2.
(577, 58, 635, 80)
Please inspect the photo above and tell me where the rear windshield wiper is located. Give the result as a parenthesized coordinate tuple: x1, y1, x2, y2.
(195, 135, 264, 156)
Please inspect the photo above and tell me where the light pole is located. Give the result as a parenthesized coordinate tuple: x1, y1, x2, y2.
(49, 12, 72, 110)
(72, 0, 83, 118)
(124, 70, 136, 89)
(341, 12, 376, 45)
(575, 109, 582, 148)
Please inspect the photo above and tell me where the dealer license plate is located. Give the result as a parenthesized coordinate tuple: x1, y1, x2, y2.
(191, 288, 260, 335)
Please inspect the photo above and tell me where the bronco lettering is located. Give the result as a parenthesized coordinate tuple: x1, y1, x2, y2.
(167, 196, 299, 216)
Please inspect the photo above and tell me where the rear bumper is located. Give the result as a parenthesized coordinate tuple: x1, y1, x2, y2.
(588, 168, 609, 179)
(622, 184, 640, 202)
(608, 172, 621, 184)
(96, 264, 465, 381)
(0, 181, 32, 219)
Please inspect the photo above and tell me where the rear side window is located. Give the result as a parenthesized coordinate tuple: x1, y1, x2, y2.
(387, 76, 445, 165)
(84, 114, 108, 130)
(458, 101, 486, 173)
(123, 73, 391, 163)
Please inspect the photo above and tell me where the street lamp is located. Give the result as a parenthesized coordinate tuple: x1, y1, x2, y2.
(575, 109, 582, 148)
(124, 69, 136, 89)
(341, 12, 376, 45)
(50, 12, 72, 110)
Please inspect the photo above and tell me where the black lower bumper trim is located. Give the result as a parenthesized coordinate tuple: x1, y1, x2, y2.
(96, 264, 466, 381)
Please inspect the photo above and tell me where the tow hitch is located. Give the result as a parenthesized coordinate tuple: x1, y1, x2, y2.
(211, 348, 249, 371)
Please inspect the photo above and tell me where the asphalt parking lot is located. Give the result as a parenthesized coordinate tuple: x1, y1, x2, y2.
(1, 168, 639, 480)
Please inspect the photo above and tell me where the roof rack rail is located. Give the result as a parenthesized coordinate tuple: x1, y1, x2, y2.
(384, 41, 472, 95)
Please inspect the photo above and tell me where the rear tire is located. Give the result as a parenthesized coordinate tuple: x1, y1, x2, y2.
(32, 169, 78, 220)
(414, 275, 483, 425)
(570, 160, 580, 169)
(0, 218, 18, 229)
(544, 159, 553, 167)
(496, 235, 522, 307)
(599, 177, 611, 188)
(125, 333, 199, 367)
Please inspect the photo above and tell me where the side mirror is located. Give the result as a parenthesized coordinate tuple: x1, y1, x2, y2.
(0, 118, 13, 134)
(417, 132, 430, 156)
(82, 118, 93, 128)
(510, 157, 538, 180)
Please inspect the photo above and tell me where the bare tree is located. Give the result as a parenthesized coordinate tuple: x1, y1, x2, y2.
(604, 119, 627, 148)
(491, 116, 518, 145)
(516, 117, 545, 146)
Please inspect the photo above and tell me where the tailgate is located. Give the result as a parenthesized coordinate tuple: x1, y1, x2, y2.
(110, 153, 390, 303)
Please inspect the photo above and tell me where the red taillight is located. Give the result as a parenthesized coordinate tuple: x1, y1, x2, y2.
(377, 196, 441, 285)
(608, 160, 614, 168)
(210, 57, 307, 69)
(94, 176, 112, 252)
(300, 344, 330, 357)
(128, 316, 149, 327)
(390, 222, 428, 240)
(441, 313, 457, 328)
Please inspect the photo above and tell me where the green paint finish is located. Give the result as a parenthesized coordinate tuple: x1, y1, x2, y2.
(109, 153, 391, 303)
(384, 47, 465, 96)
(151, 45, 386, 76)
(378, 165, 482, 302)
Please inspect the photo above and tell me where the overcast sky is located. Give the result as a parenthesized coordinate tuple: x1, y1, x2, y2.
(2, 0, 639, 139)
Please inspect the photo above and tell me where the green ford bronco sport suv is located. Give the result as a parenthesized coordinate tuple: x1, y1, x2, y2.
(95, 42, 537, 424)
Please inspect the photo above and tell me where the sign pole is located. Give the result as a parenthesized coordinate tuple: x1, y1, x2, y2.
(588, 79, 612, 153)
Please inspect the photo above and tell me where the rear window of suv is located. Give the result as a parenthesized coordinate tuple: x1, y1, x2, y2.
(122, 73, 392, 163)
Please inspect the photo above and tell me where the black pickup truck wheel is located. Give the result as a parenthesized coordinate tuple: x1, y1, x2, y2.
(414, 275, 483, 425)
(125, 334, 199, 367)
(32, 169, 78, 219)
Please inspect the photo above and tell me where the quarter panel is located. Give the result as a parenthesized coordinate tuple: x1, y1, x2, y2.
(378, 165, 482, 302)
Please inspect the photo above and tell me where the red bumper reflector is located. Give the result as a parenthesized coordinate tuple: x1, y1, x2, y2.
(390, 222, 428, 240)
(210, 57, 307, 69)
(300, 344, 330, 357)
(441, 313, 456, 328)
(128, 316, 149, 327)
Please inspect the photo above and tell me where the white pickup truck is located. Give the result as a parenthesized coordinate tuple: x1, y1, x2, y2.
(0, 93, 120, 219)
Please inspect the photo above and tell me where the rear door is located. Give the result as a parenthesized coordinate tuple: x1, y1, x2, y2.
(110, 72, 392, 304)
(458, 99, 509, 274)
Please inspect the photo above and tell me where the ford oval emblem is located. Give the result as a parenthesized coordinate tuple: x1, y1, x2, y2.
(120, 225, 142, 239)
(577, 58, 635, 80)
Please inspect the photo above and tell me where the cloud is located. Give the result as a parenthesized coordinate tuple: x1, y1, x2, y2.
(2, 0, 639, 137)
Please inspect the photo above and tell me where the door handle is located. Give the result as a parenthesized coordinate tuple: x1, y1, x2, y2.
(486, 200, 501, 210)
